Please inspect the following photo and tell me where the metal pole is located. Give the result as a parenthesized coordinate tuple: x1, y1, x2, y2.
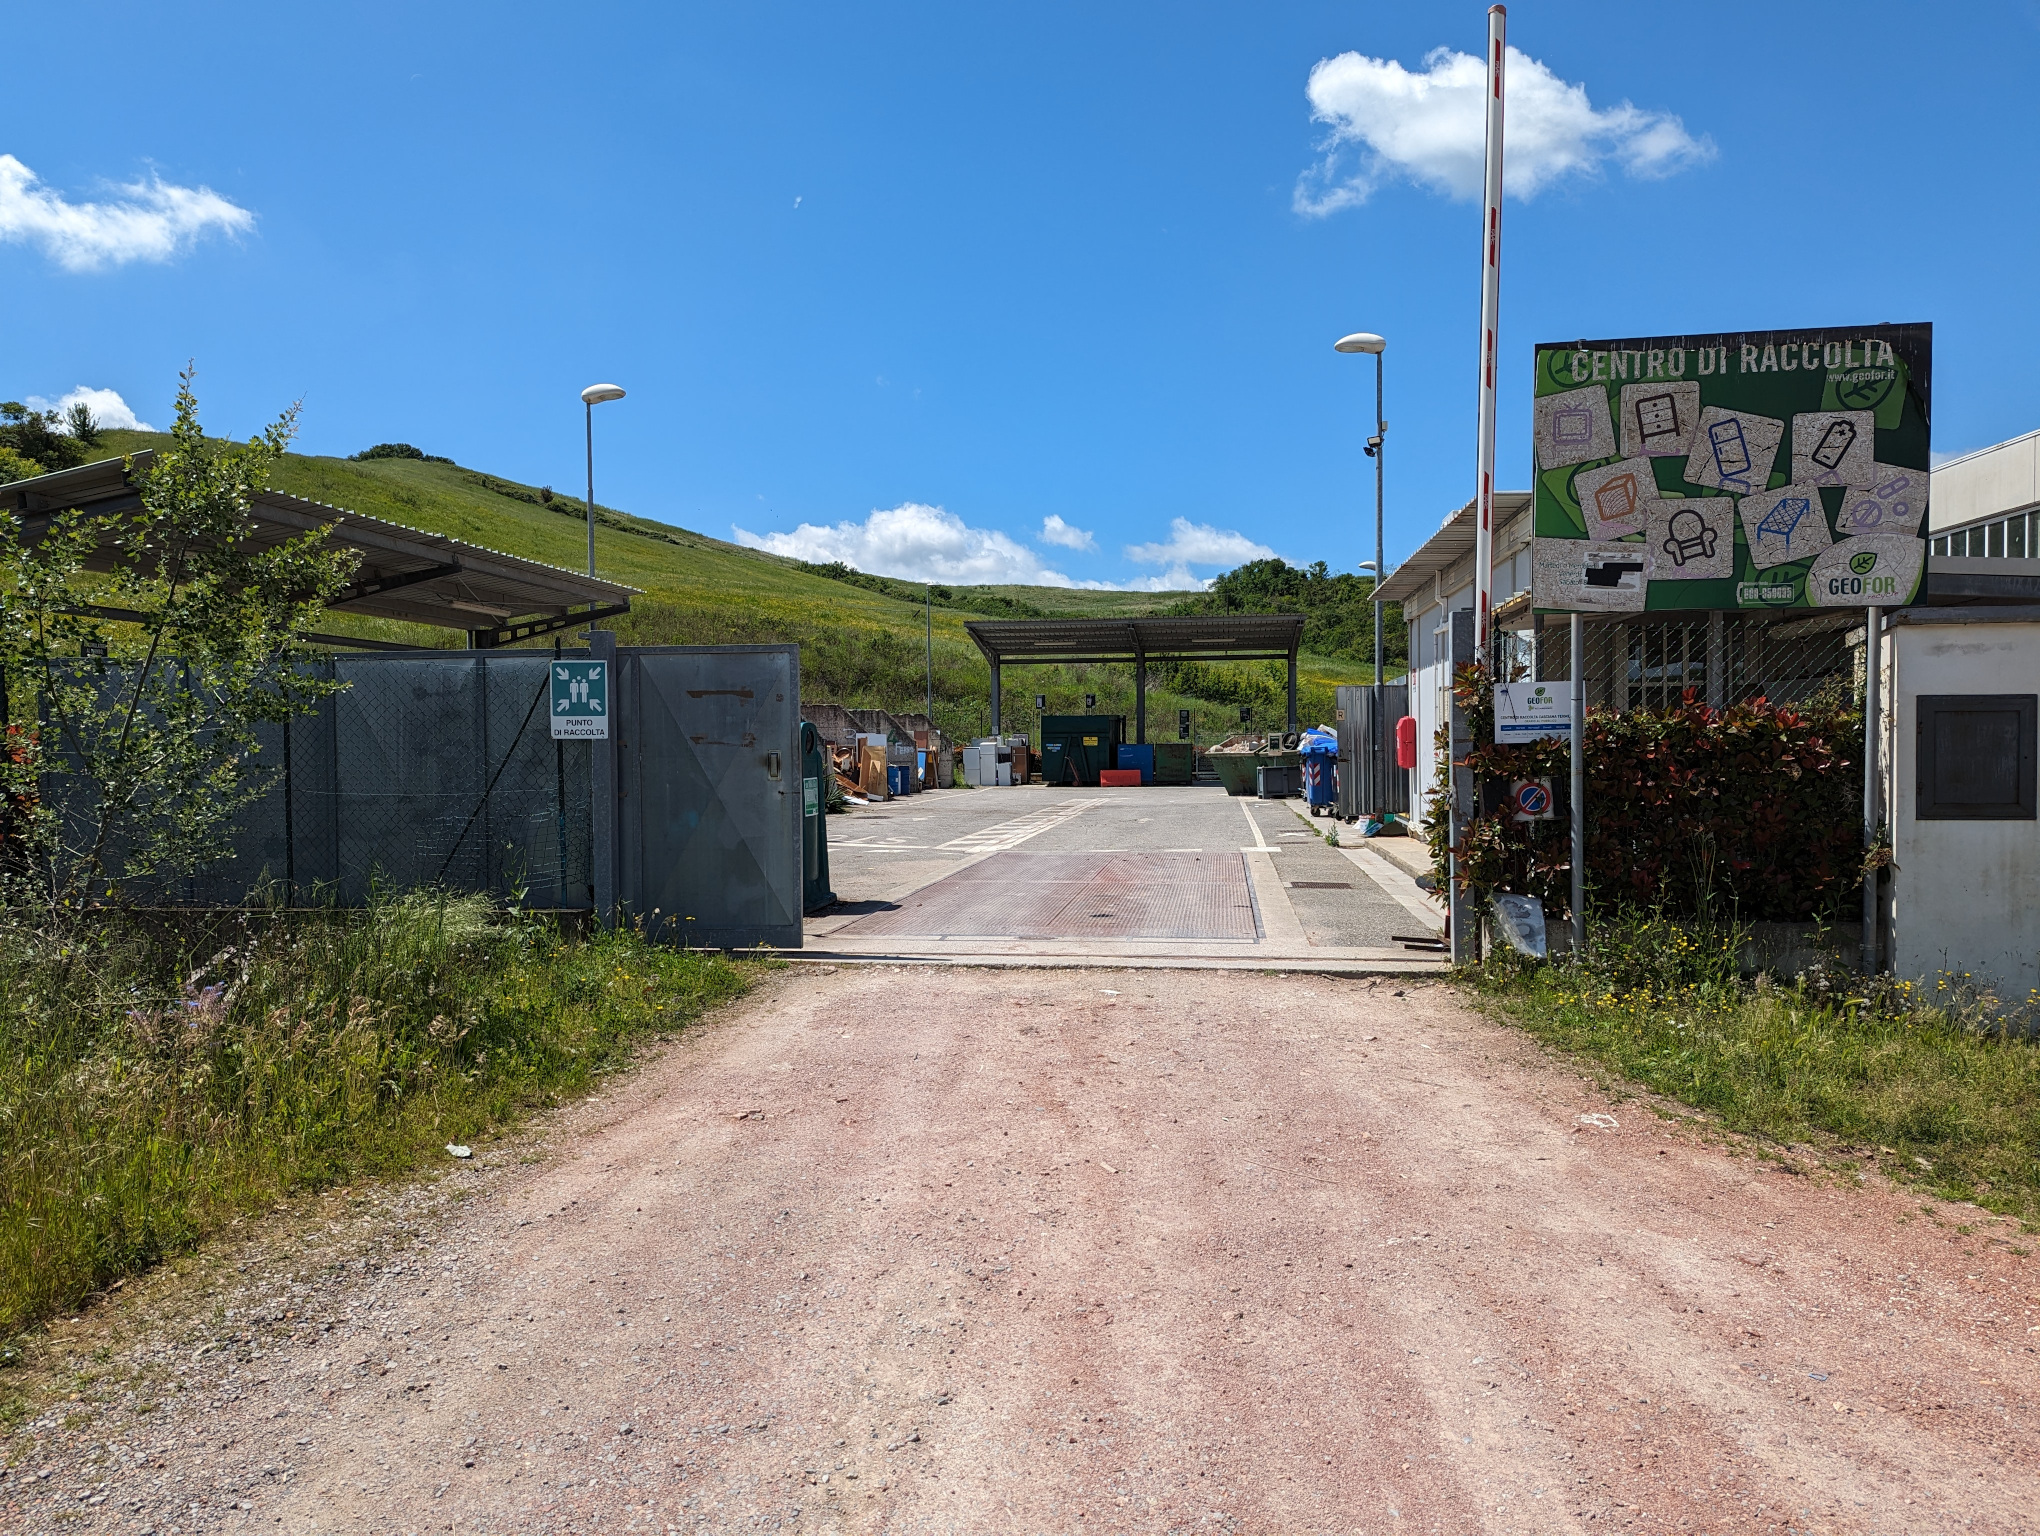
(584, 400, 597, 579)
(925, 586, 933, 726)
(1447, 609, 1476, 964)
(1372, 347, 1386, 810)
(1570, 612, 1585, 955)
(1862, 606, 1881, 973)
(1472, 4, 1506, 673)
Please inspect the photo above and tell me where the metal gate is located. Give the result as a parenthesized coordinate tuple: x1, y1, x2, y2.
(1335, 683, 1411, 820)
(614, 643, 803, 949)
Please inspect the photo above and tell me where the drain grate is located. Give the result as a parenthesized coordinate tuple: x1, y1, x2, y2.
(1287, 880, 1351, 889)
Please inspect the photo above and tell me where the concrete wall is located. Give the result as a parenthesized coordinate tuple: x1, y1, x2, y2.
(1887, 618, 2040, 1000)
(1930, 430, 2040, 534)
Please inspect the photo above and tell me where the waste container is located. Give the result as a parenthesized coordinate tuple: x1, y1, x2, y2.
(1040, 715, 1123, 786)
(1151, 741, 1195, 785)
(887, 765, 909, 797)
(1115, 743, 1155, 785)
(1298, 727, 1340, 816)
(1256, 762, 1301, 798)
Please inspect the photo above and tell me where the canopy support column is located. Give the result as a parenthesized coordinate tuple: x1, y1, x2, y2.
(1134, 643, 1147, 744)
(990, 662, 1001, 740)
(1286, 645, 1299, 733)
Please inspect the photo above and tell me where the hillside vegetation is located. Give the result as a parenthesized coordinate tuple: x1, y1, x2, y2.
(74, 429, 1394, 740)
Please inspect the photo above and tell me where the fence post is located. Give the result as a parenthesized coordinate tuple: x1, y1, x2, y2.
(1570, 613, 1585, 955)
(1448, 608, 1476, 964)
(1862, 606, 1881, 973)
(590, 629, 619, 927)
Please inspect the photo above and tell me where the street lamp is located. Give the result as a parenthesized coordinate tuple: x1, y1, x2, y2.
(1334, 332, 1387, 813)
(580, 382, 626, 579)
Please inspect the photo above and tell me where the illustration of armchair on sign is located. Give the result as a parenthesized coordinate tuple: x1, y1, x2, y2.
(1661, 508, 1718, 568)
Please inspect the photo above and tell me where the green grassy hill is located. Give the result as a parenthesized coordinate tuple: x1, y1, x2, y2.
(90, 430, 1379, 741)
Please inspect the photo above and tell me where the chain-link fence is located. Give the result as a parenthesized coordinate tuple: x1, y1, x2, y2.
(146, 651, 594, 908)
(1501, 610, 1863, 716)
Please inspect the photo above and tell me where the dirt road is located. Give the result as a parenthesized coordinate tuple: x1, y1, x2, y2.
(8, 966, 2034, 1535)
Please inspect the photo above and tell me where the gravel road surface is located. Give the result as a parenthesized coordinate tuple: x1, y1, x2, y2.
(7, 966, 2033, 1535)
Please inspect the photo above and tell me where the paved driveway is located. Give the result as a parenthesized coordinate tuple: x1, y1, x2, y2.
(810, 786, 1441, 969)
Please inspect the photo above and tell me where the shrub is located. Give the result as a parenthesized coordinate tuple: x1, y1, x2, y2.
(1434, 666, 1863, 922)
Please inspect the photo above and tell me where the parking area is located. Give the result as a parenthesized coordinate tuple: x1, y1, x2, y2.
(807, 784, 1445, 969)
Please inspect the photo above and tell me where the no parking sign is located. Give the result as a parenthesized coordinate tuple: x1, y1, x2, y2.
(1508, 777, 1554, 821)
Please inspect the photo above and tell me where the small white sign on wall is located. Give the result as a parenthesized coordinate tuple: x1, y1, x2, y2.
(1494, 681, 1573, 744)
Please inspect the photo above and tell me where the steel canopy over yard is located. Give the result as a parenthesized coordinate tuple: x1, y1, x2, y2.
(965, 614, 1306, 738)
(3, 453, 637, 648)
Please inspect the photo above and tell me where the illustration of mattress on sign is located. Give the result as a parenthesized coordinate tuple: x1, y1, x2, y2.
(1737, 483, 1835, 570)
(1790, 410, 1877, 487)
(1644, 497, 1735, 580)
(1619, 380, 1701, 460)
(1572, 457, 1655, 539)
(1534, 384, 1617, 469)
(1834, 465, 1929, 536)
(1806, 536, 1927, 608)
(1532, 537, 1649, 612)
(1683, 407, 1785, 495)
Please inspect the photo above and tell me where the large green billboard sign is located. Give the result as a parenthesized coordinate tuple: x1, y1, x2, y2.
(1531, 323, 1931, 612)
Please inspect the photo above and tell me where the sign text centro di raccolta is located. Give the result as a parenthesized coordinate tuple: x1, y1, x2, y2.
(1529, 323, 1931, 614)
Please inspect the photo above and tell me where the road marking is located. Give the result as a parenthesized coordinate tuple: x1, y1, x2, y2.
(936, 798, 1101, 854)
(1240, 800, 1274, 851)
(1238, 800, 1308, 948)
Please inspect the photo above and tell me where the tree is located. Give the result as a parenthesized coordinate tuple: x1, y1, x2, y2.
(0, 402, 88, 475)
(64, 400, 102, 447)
(0, 371, 359, 911)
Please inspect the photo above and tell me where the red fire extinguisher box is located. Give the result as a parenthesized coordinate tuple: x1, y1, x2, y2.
(1394, 714, 1419, 770)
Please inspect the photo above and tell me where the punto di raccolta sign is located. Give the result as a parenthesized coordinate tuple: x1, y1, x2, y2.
(1530, 322, 1931, 612)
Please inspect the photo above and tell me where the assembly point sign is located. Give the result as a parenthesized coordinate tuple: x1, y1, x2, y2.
(1530, 323, 1931, 612)
(550, 660, 609, 740)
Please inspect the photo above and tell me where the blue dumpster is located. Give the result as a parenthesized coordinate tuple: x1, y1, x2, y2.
(1114, 743, 1155, 785)
(887, 765, 909, 797)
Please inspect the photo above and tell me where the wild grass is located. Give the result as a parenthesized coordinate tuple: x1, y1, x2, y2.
(1472, 913, 2040, 1226)
(0, 894, 751, 1335)
(91, 430, 1376, 739)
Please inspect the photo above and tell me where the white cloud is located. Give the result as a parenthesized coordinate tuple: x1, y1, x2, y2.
(734, 502, 1117, 588)
(1037, 514, 1095, 551)
(1295, 45, 1712, 214)
(24, 385, 154, 433)
(0, 153, 255, 271)
(1125, 518, 1274, 571)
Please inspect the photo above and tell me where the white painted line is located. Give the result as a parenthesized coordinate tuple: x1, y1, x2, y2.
(1240, 799, 1273, 851)
(936, 797, 1101, 854)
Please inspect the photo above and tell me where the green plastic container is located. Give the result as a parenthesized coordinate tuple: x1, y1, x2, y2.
(1151, 740, 1196, 786)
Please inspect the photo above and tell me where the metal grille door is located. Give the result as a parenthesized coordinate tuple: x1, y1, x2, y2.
(618, 645, 802, 949)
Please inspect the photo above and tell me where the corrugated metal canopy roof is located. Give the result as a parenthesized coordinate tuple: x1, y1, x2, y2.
(964, 614, 1304, 665)
(1374, 492, 1530, 607)
(2, 452, 636, 644)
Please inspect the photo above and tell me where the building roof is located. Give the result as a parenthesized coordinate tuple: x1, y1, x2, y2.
(1929, 427, 2040, 534)
(1375, 493, 1531, 607)
(963, 614, 1304, 667)
(3, 452, 636, 646)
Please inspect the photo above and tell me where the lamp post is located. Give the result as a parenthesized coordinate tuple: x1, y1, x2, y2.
(1335, 331, 1387, 810)
(580, 383, 626, 580)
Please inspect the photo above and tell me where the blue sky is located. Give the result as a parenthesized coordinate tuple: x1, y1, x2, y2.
(7, 2, 2040, 589)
